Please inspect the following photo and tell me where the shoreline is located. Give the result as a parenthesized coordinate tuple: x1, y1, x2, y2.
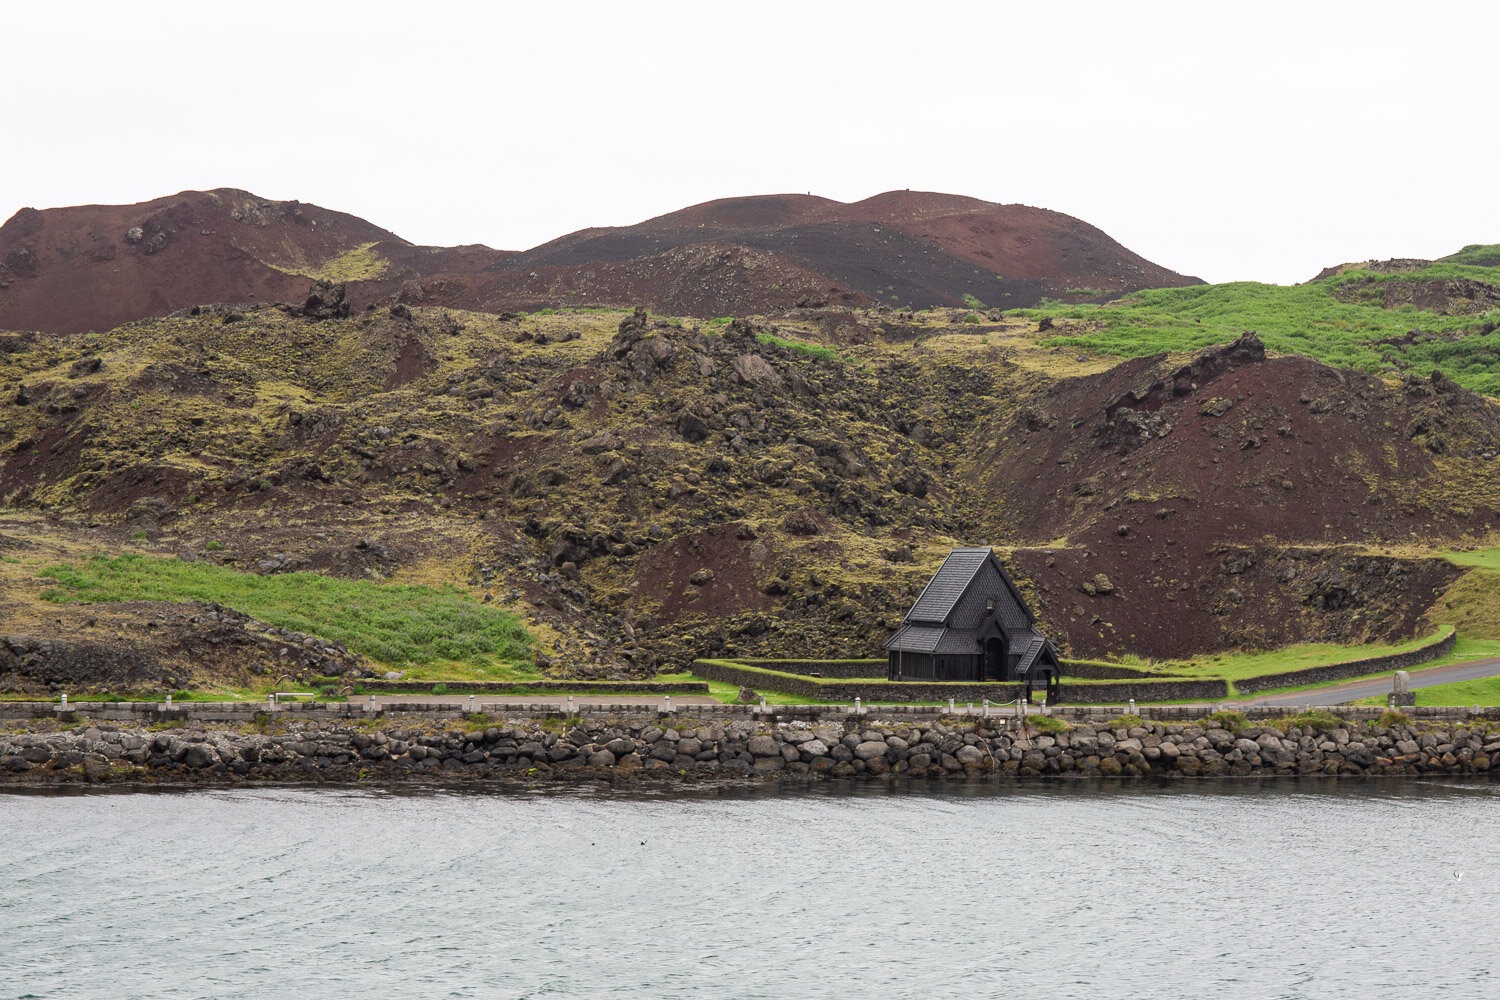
(3, 708, 1497, 789)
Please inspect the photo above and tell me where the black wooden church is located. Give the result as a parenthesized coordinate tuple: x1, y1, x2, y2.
(884, 547, 1062, 699)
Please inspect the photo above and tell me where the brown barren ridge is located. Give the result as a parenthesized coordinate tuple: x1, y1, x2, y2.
(0, 189, 1198, 336)
(1, 187, 1496, 696)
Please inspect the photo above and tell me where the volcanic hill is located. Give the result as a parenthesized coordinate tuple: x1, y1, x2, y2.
(3, 188, 1499, 693)
(0, 189, 504, 336)
(469, 190, 1200, 317)
(0, 189, 1199, 335)
(3, 298, 1498, 690)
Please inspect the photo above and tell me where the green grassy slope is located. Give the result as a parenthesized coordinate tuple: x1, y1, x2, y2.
(1018, 249, 1500, 395)
(41, 554, 533, 668)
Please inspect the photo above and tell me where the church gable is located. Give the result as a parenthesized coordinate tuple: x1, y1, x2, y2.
(885, 546, 1061, 691)
(948, 558, 1032, 634)
(904, 547, 991, 624)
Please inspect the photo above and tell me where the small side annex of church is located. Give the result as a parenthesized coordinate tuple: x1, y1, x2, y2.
(884, 547, 1062, 698)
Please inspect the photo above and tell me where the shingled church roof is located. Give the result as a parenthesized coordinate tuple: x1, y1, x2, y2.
(885, 547, 1059, 678)
(885, 623, 985, 655)
(905, 547, 992, 623)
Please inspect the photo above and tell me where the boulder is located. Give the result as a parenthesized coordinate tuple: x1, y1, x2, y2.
(746, 735, 780, 757)
(179, 744, 218, 768)
(579, 431, 621, 455)
(1081, 573, 1115, 596)
(1256, 734, 1286, 753)
(798, 739, 829, 758)
(731, 354, 783, 390)
(287, 280, 350, 321)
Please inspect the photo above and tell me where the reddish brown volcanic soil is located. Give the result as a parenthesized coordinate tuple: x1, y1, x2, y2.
(0, 189, 505, 335)
(981, 334, 1500, 544)
(0, 188, 1198, 335)
(977, 334, 1500, 657)
(476, 190, 1199, 316)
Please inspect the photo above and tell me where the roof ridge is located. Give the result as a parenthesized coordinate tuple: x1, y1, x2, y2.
(904, 547, 992, 623)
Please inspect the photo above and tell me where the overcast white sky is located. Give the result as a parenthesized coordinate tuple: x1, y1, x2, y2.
(4, 0, 1497, 285)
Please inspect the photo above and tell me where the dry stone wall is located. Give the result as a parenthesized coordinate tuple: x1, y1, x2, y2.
(734, 660, 884, 679)
(1234, 630, 1457, 695)
(3, 713, 1496, 785)
(692, 659, 1228, 703)
(353, 680, 708, 696)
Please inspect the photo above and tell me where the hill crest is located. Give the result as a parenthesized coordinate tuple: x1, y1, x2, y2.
(0, 188, 1199, 334)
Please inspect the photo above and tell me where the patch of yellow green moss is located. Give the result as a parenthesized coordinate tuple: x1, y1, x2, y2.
(264, 241, 390, 283)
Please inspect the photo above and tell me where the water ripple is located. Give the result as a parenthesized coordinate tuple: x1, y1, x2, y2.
(2, 780, 1498, 998)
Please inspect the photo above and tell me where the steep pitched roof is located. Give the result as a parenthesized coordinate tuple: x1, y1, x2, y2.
(884, 624, 985, 655)
(884, 624, 946, 653)
(905, 547, 992, 623)
(902, 547, 1038, 630)
(1015, 635, 1047, 675)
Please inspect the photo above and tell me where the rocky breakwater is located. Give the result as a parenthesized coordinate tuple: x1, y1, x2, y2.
(1, 714, 1497, 785)
(1051, 718, 1498, 777)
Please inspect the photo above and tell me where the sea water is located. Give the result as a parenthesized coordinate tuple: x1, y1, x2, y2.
(2, 779, 1495, 999)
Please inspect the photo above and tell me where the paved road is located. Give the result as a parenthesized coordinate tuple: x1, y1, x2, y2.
(1241, 656, 1500, 708)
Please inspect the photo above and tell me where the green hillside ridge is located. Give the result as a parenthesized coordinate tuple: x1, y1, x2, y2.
(1438, 243, 1500, 267)
(1020, 251, 1500, 395)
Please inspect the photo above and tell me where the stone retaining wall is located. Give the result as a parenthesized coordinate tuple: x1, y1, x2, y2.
(710, 630, 1457, 701)
(3, 712, 1497, 786)
(1058, 678, 1231, 702)
(693, 659, 1228, 704)
(1062, 660, 1164, 680)
(353, 680, 710, 696)
(735, 659, 884, 679)
(1235, 630, 1458, 695)
(752, 658, 1168, 682)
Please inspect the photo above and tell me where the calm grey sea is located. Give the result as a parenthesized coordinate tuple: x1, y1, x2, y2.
(2, 779, 1495, 999)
